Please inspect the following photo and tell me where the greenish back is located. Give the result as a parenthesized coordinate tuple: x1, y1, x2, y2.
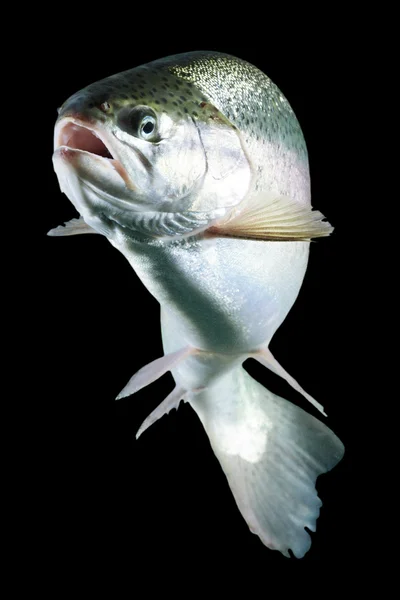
(166, 52, 308, 161)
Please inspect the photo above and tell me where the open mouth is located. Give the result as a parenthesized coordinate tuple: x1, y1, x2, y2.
(54, 117, 133, 189)
(57, 122, 114, 159)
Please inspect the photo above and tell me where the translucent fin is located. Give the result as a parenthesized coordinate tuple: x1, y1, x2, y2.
(253, 348, 326, 416)
(116, 346, 195, 400)
(193, 370, 344, 558)
(209, 194, 333, 241)
(47, 217, 97, 236)
(136, 386, 186, 439)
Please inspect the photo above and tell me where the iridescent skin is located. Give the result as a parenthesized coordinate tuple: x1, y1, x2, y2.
(52, 52, 343, 558)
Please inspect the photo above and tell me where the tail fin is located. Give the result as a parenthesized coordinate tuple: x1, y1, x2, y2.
(190, 367, 344, 558)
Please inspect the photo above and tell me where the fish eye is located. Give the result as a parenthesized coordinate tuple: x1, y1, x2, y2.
(118, 105, 159, 142)
(140, 115, 156, 139)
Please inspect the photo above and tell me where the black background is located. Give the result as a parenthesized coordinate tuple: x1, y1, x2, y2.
(30, 17, 367, 576)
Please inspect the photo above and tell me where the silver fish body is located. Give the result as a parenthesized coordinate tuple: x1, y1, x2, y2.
(50, 52, 344, 558)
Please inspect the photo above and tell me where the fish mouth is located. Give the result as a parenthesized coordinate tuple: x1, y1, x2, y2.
(53, 116, 132, 188)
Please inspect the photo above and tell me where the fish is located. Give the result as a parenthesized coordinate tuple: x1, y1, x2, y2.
(49, 51, 344, 558)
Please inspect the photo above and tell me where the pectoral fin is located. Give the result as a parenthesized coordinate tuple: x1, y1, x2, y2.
(47, 217, 98, 236)
(209, 193, 333, 241)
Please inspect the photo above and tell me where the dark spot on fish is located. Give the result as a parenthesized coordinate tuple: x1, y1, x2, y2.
(168, 92, 174, 97)
(184, 107, 188, 113)
(200, 102, 207, 108)
(180, 96, 186, 102)
(192, 111, 198, 117)
(162, 76, 168, 82)
(155, 100, 160, 105)
(173, 101, 178, 106)
(161, 97, 167, 103)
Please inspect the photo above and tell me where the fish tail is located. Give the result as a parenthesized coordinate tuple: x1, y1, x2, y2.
(190, 366, 344, 558)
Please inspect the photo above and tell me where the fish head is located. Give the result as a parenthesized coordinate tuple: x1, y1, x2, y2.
(53, 54, 252, 240)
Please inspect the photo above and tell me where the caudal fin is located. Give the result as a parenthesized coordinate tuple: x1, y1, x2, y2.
(190, 368, 344, 558)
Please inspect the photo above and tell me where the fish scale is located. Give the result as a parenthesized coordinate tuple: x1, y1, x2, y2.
(169, 52, 307, 156)
(50, 51, 343, 558)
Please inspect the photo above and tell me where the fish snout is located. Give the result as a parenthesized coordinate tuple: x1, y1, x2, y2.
(57, 88, 111, 123)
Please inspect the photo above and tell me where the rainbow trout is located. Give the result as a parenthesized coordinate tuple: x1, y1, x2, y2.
(49, 52, 344, 558)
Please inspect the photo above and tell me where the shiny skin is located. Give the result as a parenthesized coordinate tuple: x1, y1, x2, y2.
(52, 52, 343, 557)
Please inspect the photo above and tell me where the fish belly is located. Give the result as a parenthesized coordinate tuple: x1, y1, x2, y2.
(120, 236, 310, 354)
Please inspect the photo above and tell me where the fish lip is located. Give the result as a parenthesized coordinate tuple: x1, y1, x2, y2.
(53, 114, 133, 189)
